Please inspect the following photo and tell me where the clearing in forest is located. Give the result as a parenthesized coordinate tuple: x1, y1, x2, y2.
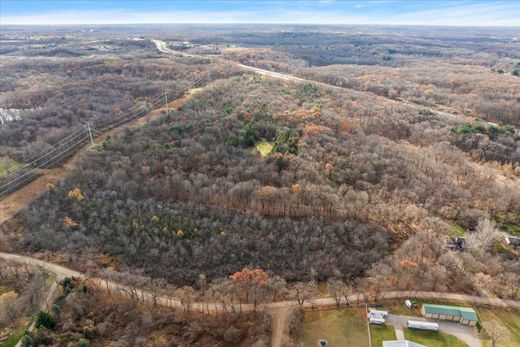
(0, 158, 23, 178)
(255, 140, 273, 156)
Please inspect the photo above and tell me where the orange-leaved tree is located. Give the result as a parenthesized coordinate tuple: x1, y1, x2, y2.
(229, 268, 268, 311)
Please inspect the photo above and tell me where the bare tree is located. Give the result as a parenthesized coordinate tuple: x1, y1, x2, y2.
(482, 320, 511, 347)
(294, 281, 318, 307)
(466, 219, 502, 253)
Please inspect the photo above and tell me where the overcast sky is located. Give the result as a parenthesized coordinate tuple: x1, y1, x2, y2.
(1, 0, 519, 26)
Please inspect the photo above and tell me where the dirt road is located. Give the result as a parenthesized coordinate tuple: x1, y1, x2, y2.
(2, 252, 519, 347)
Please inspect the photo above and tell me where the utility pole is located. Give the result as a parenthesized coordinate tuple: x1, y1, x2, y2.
(86, 122, 94, 146)
(164, 88, 169, 115)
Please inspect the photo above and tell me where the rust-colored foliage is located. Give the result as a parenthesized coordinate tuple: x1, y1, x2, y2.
(63, 216, 79, 229)
(67, 187, 84, 202)
(229, 267, 268, 285)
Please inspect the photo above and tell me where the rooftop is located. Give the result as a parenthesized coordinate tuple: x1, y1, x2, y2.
(383, 340, 426, 347)
(423, 303, 478, 321)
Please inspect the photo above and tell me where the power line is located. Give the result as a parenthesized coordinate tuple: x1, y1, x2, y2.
(0, 72, 209, 198)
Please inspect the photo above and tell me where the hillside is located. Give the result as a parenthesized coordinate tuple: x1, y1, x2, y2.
(3, 70, 519, 296)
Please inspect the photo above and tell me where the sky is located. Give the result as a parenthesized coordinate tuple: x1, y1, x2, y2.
(1, 0, 519, 26)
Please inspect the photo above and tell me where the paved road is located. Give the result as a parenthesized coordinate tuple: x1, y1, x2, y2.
(2, 252, 520, 347)
(386, 314, 482, 347)
(152, 39, 476, 127)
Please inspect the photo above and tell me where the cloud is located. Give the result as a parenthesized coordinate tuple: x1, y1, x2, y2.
(1, 1, 519, 26)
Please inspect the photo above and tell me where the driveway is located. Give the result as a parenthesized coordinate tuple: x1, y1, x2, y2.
(386, 314, 482, 347)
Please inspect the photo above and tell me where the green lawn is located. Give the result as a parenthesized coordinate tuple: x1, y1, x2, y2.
(494, 213, 520, 237)
(296, 307, 370, 347)
(404, 328, 469, 347)
(378, 303, 422, 317)
(449, 222, 468, 237)
(0, 323, 27, 347)
(370, 324, 396, 347)
(255, 140, 273, 157)
(478, 309, 520, 347)
(0, 158, 23, 178)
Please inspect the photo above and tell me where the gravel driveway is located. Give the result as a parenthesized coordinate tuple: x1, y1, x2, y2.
(385, 314, 482, 347)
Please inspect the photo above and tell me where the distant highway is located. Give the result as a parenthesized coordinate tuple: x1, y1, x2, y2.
(152, 39, 477, 125)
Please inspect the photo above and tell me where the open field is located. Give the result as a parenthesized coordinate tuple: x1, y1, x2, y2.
(478, 309, 520, 347)
(370, 324, 397, 347)
(255, 139, 273, 156)
(0, 158, 23, 178)
(377, 302, 422, 317)
(449, 223, 468, 237)
(296, 307, 369, 347)
(404, 328, 469, 347)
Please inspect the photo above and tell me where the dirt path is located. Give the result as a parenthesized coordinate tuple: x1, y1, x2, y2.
(0, 91, 198, 224)
(266, 305, 293, 347)
(2, 252, 520, 347)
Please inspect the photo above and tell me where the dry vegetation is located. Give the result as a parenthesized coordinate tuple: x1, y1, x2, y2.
(0, 25, 519, 344)
(12, 277, 271, 347)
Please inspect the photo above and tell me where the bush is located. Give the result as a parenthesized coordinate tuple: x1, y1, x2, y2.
(20, 332, 35, 347)
(419, 109, 435, 117)
(273, 128, 299, 154)
(78, 338, 91, 347)
(35, 311, 56, 330)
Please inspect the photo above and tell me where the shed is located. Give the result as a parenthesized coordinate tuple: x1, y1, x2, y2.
(421, 304, 478, 326)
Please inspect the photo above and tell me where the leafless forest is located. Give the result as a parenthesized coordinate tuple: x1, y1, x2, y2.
(1, 24, 519, 345)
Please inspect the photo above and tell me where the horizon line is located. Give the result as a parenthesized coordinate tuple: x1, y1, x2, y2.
(2, 22, 520, 28)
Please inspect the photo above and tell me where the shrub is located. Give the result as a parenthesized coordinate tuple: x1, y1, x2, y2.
(20, 332, 35, 347)
(419, 109, 435, 117)
(35, 311, 56, 330)
(273, 128, 299, 155)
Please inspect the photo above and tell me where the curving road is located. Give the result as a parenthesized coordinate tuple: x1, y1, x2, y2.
(2, 252, 519, 347)
(152, 39, 478, 126)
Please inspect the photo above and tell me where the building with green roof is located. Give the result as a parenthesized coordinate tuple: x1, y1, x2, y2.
(421, 304, 478, 326)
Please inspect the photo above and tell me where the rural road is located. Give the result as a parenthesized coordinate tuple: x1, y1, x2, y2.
(2, 252, 520, 347)
(387, 314, 482, 347)
(152, 39, 477, 126)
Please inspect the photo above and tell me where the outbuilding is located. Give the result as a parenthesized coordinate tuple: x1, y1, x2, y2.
(421, 304, 478, 326)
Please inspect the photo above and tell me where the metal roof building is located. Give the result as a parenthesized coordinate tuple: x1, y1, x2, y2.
(383, 340, 426, 347)
(421, 304, 478, 326)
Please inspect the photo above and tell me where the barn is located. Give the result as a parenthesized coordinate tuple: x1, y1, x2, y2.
(421, 304, 478, 326)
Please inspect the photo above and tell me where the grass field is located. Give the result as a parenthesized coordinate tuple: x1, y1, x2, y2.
(378, 302, 422, 317)
(404, 328, 469, 347)
(0, 323, 27, 347)
(478, 309, 520, 347)
(494, 213, 520, 237)
(370, 324, 396, 347)
(449, 222, 468, 237)
(0, 158, 23, 178)
(0, 285, 11, 295)
(255, 140, 273, 157)
(296, 307, 370, 347)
